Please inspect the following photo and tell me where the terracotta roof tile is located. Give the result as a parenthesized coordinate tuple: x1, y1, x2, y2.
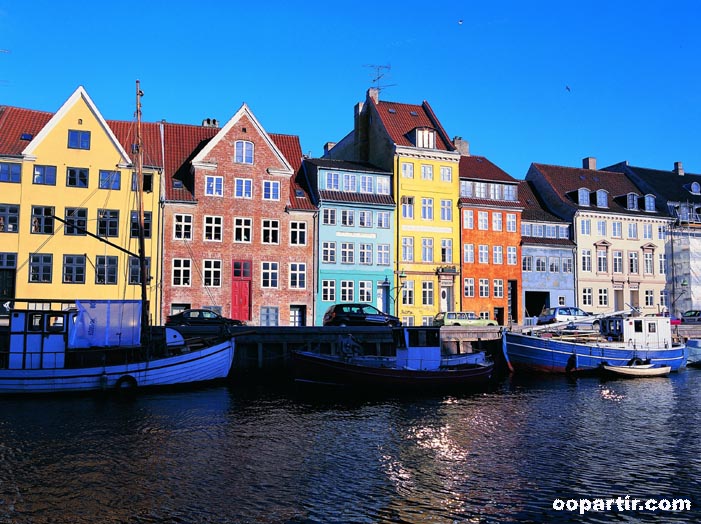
(373, 99, 454, 151)
(269, 133, 315, 212)
(518, 180, 567, 222)
(458, 196, 523, 208)
(459, 155, 517, 183)
(0, 106, 52, 156)
(319, 190, 395, 206)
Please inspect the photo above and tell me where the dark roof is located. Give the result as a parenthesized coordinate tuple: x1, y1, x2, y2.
(305, 157, 390, 174)
(459, 155, 517, 183)
(458, 197, 523, 208)
(518, 180, 567, 223)
(301, 158, 395, 206)
(606, 161, 701, 205)
(521, 236, 574, 247)
(319, 190, 394, 206)
(373, 99, 454, 151)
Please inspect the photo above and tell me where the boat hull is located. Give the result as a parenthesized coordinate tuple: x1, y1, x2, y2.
(503, 331, 686, 374)
(0, 340, 234, 394)
(292, 351, 493, 390)
(601, 364, 671, 378)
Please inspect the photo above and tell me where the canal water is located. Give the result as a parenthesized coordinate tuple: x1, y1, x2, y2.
(0, 370, 699, 523)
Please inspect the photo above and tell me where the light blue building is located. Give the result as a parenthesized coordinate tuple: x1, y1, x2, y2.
(518, 181, 576, 323)
(301, 159, 396, 325)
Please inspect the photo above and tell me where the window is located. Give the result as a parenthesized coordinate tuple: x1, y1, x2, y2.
(596, 189, 608, 207)
(522, 255, 532, 272)
(613, 251, 623, 273)
(234, 178, 252, 198)
(234, 140, 254, 163)
(440, 166, 452, 182)
(95, 255, 118, 284)
(377, 177, 390, 194)
(359, 281, 372, 302)
(421, 198, 433, 220)
(628, 222, 638, 239)
(63, 255, 85, 284)
(463, 209, 474, 229)
(416, 129, 435, 148)
(323, 208, 336, 225)
(441, 239, 452, 263)
(533, 224, 544, 237)
(130, 211, 152, 238)
(377, 211, 390, 228)
(377, 244, 390, 265)
(643, 223, 653, 239)
(68, 129, 90, 150)
(360, 175, 373, 193)
(402, 237, 414, 262)
(33, 165, 56, 185)
(232, 261, 251, 279)
(29, 253, 52, 282)
(173, 259, 191, 286)
(261, 262, 279, 288)
(598, 288, 609, 306)
(341, 243, 354, 264)
(507, 246, 517, 265)
(260, 306, 279, 326)
(402, 162, 415, 178)
(67, 167, 88, 188)
(478, 211, 489, 230)
(174, 214, 192, 240)
(422, 281, 434, 306)
(97, 209, 119, 237)
(464, 278, 474, 297)
(490, 184, 501, 200)
(341, 280, 354, 302)
(128, 256, 150, 285)
(658, 226, 666, 240)
(460, 180, 473, 197)
(504, 185, 517, 201)
(342, 173, 356, 191)
(0, 162, 21, 183)
(478, 245, 489, 264)
(645, 195, 655, 212)
(562, 257, 573, 273)
(660, 290, 667, 307)
(359, 243, 372, 264)
(479, 278, 490, 298)
(659, 253, 666, 275)
(234, 217, 252, 242)
(627, 193, 638, 210)
(494, 279, 504, 298)
(401, 196, 414, 219)
(289, 263, 306, 289)
(402, 280, 414, 305)
(65, 208, 87, 235)
(597, 249, 607, 273)
(131, 171, 153, 193)
(290, 222, 307, 245)
(205, 176, 223, 196)
(99, 170, 121, 190)
(322, 280, 336, 302)
(262, 219, 279, 244)
(493, 212, 503, 231)
(581, 249, 592, 272)
(535, 257, 546, 272)
(582, 288, 593, 306)
(422, 238, 433, 262)
(549, 257, 560, 273)
(204, 216, 223, 241)
(341, 210, 354, 226)
(580, 219, 591, 235)
(597, 220, 607, 236)
(475, 182, 487, 198)
(628, 252, 639, 274)
(645, 290, 654, 307)
(31, 206, 54, 234)
(578, 188, 590, 206)
(440, 200, 452, 221)
(464, 244, 474, 263)
(545, 225, 556, 238)
(263, 180, 280, 200)
(644, 252, 653, 274)
(493, 245, 503, 264)
(612, 221, 622, 238)
(558, 225, 569, 239)
(322, 242, 336, 263)
(421, 165, 433, 180)
(326, 172, 340, 190)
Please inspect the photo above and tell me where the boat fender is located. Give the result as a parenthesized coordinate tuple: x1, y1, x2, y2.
(115, 375, 138, 391)
(565, 354, 577, 373)
(627, 357, 644, 366)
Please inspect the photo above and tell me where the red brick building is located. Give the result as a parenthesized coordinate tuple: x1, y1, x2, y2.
(161, 105, 314, 325)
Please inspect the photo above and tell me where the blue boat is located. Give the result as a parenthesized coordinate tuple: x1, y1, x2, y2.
(502, 314, 686, 374)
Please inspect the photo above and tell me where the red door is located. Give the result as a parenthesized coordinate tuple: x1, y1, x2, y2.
(231, 260, 251, 321)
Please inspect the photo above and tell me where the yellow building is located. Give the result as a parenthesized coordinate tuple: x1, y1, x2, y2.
(325, 89, 462, 325)
(0, 87, 161, 320)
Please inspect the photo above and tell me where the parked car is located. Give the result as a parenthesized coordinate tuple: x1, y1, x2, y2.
(681, 310, 701, 324)
(434, 311, 497, 327)
(165, 309, 245, 334)
(322, 303, 401, 327)
(537, 306, 595, 326)
(646, 312, 681, 325)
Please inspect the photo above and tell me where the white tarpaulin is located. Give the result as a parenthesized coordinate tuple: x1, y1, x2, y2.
(68, 300, 142, 348)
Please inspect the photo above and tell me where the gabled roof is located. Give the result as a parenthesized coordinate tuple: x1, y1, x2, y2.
(269, 133, 315, 212)
(373, 99, 455, 151)
(459, 155, 517, 183)
(108, 120, 164, 170)
(518, 180, 567, 223)
(606, 161, 701, 205)
(529, 163, 653, 217)
(0, 106, 52, 156)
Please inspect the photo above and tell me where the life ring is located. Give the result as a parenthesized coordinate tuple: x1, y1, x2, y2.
(627, 357, 644, 366)
(115, 375, 138, 391)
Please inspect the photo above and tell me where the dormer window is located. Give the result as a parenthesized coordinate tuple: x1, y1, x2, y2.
(644, 194, 656, 212)
(691, 181, 701, 195)
(627, 193, 639, 210)
(415, 128, 435, 149)
(596, 189, 608, 208)
(578, 188, 590, 206)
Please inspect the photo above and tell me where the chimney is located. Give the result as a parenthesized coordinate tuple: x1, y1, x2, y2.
(367, 88, 379, 104)
(453, 136, 470, 156)
(201, 118, 219, 128)
(582, 157, 597, 170)
(323, 142, 336, 155)
(675, 161, 684, 176)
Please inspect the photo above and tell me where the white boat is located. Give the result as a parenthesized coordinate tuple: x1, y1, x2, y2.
(0, 300, 234, 394)
(685, 339, 701, 368)
(601, 362, 671, 378)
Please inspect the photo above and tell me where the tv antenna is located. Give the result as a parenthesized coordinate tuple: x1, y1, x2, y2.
(364, 64, 397, 92)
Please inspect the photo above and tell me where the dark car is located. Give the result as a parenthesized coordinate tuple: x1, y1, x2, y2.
(322, 303, 401, 327)
(681, 310, 701, 324)
(165, 309, 244, 334)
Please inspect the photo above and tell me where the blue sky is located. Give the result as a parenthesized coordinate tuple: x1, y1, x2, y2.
(1, 0, 699, 178)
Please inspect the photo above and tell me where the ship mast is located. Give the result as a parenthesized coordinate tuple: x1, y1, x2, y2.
(135, 80, 150, 343)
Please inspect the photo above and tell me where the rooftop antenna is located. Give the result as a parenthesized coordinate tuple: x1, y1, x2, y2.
(364, 64, 397, 93)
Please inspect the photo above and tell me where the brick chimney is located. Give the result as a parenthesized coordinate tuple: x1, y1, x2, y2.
(367, 88, 379, 104)
(675, 161, 684, 176)
(453, 136, 470, 156)
(582, 157, 597, 170)
(323, 142, 336, 155)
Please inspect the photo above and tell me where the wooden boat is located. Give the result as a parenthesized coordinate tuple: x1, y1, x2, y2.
(292, 326, 494, 390)
(503, 311, 686, 374)
(0, 83, 235, 394)
(601, 362, 671, 378)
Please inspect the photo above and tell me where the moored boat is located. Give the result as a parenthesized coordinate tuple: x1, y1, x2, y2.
(600, 362, 671, 378)
(685, 339, 701, 368)
(502, 313, 686, 374)
(292, 326, 494, 390)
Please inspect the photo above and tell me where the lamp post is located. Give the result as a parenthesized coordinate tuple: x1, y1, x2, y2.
(383, 271, 407, 316)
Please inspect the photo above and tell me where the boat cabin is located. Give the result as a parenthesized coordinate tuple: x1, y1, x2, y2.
(599, 314, 674, 348)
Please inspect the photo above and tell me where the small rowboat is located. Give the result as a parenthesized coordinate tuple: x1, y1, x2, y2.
(601, 363, 671, 378)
